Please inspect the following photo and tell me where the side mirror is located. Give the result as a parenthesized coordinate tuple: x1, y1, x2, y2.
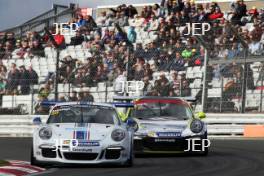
(33, 117, 42, 125)
(196, 112, 206, 119)
(126, 118, 138, 131)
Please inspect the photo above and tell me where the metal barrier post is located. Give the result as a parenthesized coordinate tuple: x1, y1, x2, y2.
(241, 49, 248, 113)
(54, 49, 60, 101)
(201, 49, 208, 112)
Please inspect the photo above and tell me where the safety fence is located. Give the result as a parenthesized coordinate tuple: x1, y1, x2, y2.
(0, 114, 263, 138)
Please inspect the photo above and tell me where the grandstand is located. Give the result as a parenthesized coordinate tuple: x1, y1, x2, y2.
(0, 0, 263, 115)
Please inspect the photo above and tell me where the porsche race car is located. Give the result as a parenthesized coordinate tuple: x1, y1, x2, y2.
(114, 96, 209, 155)
(31, 102, 134, 167)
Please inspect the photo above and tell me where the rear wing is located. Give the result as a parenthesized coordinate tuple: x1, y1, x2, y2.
(110, 102, 134, 108)
(113, 96, 197, 103)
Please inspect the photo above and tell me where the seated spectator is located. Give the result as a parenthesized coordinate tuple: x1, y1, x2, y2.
(169, 72, 180, 96)
(143, 76, 153, 96)
(1, 41, 13, 60)
(181, 80, 191, 97)
(158, 52, 172, 71)
(114, 70, 127, 95)
(227, 43, 240, 59)
(130, 14, 144, 27)
(96, 11, 107, 26)
(170, 52, 185, 71)
(34, 96, 49, 115)
(157, 73, 170, 96)
(54, 31, 66, 49)
(70, 30, 84, 46)
(38, 84, 51, 99)
(133, 64, 144, 81)
(76, 14, 86, 27)
(29, 40, 45, 57)
(59, 95, 66, 102)
(78, 90, 94, 102)
(69, 91, 78, 101)
(115, 12, 129, 27)
(16, 39, 29, 59)
(83, 15, 97, 31)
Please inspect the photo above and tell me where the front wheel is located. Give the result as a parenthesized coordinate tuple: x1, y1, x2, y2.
(30, 147, 47, 167)
(122, 139, 134, 167)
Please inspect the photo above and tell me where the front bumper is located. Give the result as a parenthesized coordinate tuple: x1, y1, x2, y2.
(134, 135, 207, 153)
(34, 145, 129, 164)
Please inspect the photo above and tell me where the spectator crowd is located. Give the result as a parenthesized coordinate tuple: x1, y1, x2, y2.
(0, 0, 263, 107)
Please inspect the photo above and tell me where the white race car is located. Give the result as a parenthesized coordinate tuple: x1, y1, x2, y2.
(114, 96, 210, 155)
(31, 102, 134, 167)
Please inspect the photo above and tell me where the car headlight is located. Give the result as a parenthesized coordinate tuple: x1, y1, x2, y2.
(39, 127, 52, 140)
(111, 129, 126, 142)
(190, 119, 203, 133)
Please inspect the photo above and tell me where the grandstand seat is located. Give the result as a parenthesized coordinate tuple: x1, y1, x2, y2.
(1, 95, 15, 108)
(15, 59, 24, 67)
(75, 45, 82, 50)
(191, 89, 200, 97)
(208, 88, 221, 98)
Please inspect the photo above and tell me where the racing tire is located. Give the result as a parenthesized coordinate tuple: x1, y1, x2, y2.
(200, 133, 209, 156)
(122, 139, 134, 167)
(30, 147, 47, 167)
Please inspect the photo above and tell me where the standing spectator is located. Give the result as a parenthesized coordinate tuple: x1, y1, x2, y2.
(230, 0, 247, 25)
(70, 30, 84, 46)
(6, 63, 20, 94)
(127, 26, 137, 43)
(19, 65, 30, 95)
(28, 66, 39, 85)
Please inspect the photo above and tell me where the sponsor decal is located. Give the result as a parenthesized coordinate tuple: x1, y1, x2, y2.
(155, 139, 176, 143)
(72, 148, 93, 152)
(157, 132, 181, 138)
(76, 140, 100, 147)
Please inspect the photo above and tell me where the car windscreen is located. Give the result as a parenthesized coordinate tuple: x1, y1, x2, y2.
(47, 105, 117, 124)
(130, 102, 193, 120)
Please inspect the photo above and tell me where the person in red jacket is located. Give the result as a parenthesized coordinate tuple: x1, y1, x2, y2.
(208, 7, 223, 21)
(54, 31, 66, 49)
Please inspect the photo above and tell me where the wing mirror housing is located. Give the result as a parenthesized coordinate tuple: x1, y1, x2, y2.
(196, 112, 206, 119)
(126, 118, 138, 131)
(33, 117, 42, 125)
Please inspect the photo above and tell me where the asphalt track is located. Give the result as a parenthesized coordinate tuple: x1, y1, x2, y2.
(0, 138, 264, 176)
